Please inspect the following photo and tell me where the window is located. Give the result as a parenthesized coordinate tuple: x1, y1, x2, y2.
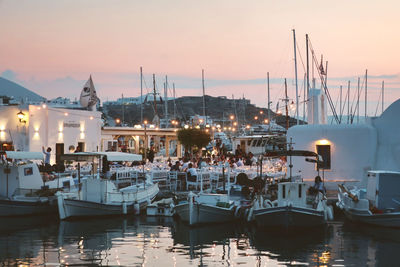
(24, 167, 33, 176)
(316, 145, 331, 170)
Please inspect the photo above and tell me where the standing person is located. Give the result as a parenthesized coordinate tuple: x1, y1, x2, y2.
(42, 146, 51, 171)
(148, 146, 155, 163)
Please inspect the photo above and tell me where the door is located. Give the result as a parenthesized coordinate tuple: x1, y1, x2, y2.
(56, 143, 64, 163)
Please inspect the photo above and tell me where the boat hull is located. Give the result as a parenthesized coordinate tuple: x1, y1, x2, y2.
(175, 202, 235, 225)
(253, 206, 325, 228)
(0, 198, 57, 217)
(343, 209, 400, 228)
(58, 198, 133, 218)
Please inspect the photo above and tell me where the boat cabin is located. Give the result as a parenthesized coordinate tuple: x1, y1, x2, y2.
(277, 182, 307, 207)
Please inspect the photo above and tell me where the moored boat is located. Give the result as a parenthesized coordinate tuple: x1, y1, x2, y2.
(337, 170, 400, 227)
(0, 151, 74, 217)
(174, 192, 236, 226)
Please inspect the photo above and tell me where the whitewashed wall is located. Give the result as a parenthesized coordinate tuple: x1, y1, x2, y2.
(287, 124, 377, 189)
(29, 105, 102, 164)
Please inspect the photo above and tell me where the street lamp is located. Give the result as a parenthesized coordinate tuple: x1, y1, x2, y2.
(115, 118, 121, 125)
(17, 111, 26, 123)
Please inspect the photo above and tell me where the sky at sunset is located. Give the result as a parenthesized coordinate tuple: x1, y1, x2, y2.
(1, 0, 400, 117)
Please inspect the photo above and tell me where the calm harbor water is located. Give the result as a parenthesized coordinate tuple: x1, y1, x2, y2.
(0, 215, 399, 266)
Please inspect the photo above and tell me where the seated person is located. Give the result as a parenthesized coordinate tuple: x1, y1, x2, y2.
(186, 163, 198, 182)
(170, 161, 181, 171)
(308, 175, 326, 195)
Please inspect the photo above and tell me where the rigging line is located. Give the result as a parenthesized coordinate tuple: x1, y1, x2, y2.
(350, 75, 366, 121)
(296, 41, 307, 74)
(374, 88, 382, 117)
(308, 38, 339, 124)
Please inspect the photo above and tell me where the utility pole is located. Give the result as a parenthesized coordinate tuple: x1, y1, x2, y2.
(293, 29, 299, 125)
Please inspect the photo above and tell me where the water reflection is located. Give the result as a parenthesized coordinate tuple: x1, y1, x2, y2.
(0, 216, 399, 266)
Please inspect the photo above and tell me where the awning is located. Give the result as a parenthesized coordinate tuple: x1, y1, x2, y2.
(60, 152, 101, 162)
(5, 151, 44, 160)
(95, 152, 142, 162)
(60, 152, 142, 162)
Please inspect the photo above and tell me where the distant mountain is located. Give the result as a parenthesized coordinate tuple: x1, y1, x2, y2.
(0, 77, 45, 103)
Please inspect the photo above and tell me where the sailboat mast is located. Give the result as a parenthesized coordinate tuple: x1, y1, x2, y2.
(365, 69, 368, 121)
(285, 78, 289, 130)
(173, 83, 176, 119)
(339, 85, 342, 124)
(306, 34, 310, 107)
(121, 94, 125, 125)
(153, 74, 157, 117)
(347, 81, 350, 124)
(267, 72, 271, 124)
(303, 73, 306, 122)
(165, 75, 168, 127)
(140, 66, 143, 124)
(382, 80, 384, 114)
(357, 77, 360, 123)
(293, 29, 299, 125)
(202, 69, 206, 124)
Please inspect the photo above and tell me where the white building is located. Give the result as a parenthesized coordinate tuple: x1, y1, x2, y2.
(287, 98, 400, 190)
(28, 105, 102, 164)
(0, 105, 29, 151)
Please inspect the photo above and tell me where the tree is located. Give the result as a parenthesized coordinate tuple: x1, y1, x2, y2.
(177, 128, 211, 155)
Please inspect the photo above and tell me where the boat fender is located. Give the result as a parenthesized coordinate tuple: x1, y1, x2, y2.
(134, 202, 140, 215)
(234, 206, 241, 218)
(263, 199, 273, 208)
(122, 202, 127, 215)
(327, 205, 334, 220)
(247, 207, 254, 222)
(244, 208, 249, 220)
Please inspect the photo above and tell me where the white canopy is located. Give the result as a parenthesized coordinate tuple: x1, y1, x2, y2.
(96, 152, 142, 162)
(6, 151, 44, 160)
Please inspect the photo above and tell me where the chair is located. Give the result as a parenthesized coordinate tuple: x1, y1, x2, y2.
(168, 171, 180, 191)
(151, 171, 169, 189)
(210, 172, 220, 190)
(186, 172, 199, 191)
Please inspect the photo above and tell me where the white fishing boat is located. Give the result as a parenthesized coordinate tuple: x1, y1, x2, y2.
(250, 149, 333, 228)
(0, 151, 74, 216)
(56, 152, 159, 220)
(146, 197, 175, 216)
(174, 192, 236, 226)
(337, 171, 400, 227)
(57, 179, 159, 219)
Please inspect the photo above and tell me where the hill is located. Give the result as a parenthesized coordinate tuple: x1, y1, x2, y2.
(104, 95, 303, 128)
(0, 77, 45, 103)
